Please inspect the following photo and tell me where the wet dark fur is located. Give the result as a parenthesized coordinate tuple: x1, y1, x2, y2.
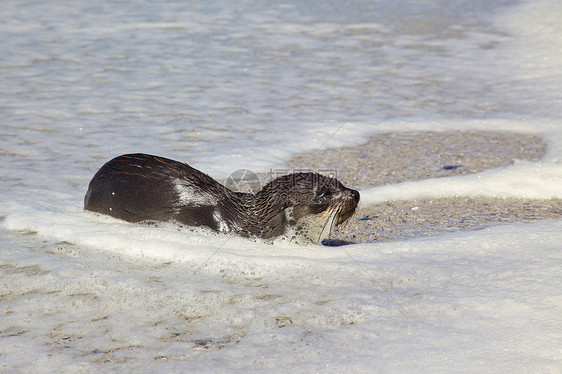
(84, 154, 359, 242)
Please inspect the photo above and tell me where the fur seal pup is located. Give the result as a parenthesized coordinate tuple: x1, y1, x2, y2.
(84, 153, 359, 244)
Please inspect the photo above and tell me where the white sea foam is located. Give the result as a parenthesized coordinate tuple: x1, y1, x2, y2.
(361, 157, 562, 204)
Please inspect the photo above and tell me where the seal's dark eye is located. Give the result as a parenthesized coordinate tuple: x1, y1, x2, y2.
(314, 188, 332, 204)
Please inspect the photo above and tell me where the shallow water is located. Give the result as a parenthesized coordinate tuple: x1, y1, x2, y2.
(1, 0, 562, 372)
(0, 0, 540, 179)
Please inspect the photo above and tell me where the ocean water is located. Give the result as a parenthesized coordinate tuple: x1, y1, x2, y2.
(1, 0, 562, 372)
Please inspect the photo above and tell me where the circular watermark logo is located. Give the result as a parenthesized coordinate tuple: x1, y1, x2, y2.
(224, 169, 262, 194)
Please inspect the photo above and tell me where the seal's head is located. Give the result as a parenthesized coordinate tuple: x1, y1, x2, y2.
(249, 173, 360, 243)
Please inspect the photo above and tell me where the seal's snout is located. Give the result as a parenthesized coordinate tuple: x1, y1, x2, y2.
(350, 189, 360, 203)
(339, 188, 359, 207)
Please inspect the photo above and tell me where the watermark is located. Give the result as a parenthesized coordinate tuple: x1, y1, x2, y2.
(224, 168, 339, 194)
(224, 169, 262, 194)
(265, 168, 338, 181)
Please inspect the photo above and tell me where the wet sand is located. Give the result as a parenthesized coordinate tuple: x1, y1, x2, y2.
(287, 131, 562, 243)
(332, 197, 562, 243)
(291, 131, 546, 189)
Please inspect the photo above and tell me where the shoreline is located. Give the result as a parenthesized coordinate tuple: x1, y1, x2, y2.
(290, 131, 546, 189)
(285, 130, 562, 244)
(332, 197, 562, 244)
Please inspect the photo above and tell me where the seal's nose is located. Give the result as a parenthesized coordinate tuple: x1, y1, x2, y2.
(349, 189, 360, 204)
